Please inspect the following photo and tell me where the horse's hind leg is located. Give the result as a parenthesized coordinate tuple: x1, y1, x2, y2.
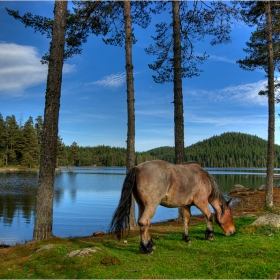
(182, 205, 191, 242)
(138, 206, 157, 254)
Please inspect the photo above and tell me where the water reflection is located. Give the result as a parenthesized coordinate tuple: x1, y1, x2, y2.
(0, 172, 38, 226)
(0, 167, 270, 245)
(212, 173, 266, 193)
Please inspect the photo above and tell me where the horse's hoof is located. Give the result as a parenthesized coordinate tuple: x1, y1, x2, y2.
(139, 247, 154, 254)
(206, 236, 214, 241)
(182, 233, 191, 242)
(140, 249, 154, 254)
(150, 239, 156, 250)
(139, 240, 155, 254)
(205, 229, 214, 241)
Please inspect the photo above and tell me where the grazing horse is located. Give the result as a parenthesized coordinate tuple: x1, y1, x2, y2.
(109, 160, 235, 254)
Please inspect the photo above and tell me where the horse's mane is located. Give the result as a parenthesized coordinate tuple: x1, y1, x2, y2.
(207, 172, 226, 216)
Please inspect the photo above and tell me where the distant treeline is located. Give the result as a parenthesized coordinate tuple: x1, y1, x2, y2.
(0, 113, 154, 167)
(62, 144, 155, 167)
(1, 113, 279, 168)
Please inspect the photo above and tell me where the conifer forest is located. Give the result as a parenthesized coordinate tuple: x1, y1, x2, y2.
(1, 113, 280, 168)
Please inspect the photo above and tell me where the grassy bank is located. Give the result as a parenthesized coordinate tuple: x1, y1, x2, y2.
(0, 165, 39, 172)
(0, 217, 280, 279)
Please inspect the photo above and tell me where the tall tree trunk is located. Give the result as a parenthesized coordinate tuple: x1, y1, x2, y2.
(265, 0, 274, 208)
(33, 0, 68, 241)
(172, 1, 184, 164)
(172, 1, 185, 221)
(124, 0, 136, 228)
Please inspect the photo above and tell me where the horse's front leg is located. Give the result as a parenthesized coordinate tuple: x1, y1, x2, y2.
(182, 205, 191, 242)
(204, 213, 214, 241)
(196, 202, 214, 241)
(138, 208, 156, 254)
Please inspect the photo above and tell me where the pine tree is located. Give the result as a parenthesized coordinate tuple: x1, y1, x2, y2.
(35, 116, 44, 147)
(69, 141, 79, 166)
(56, 136, 65, 167)
(236, 1, 280, 207)
(33, 0, 68, 241)
(5, 115, 20, 165)
(146, 1, 237, 165)
(146, 1, 236, 220)
(21, 117, 40, 168)
(74, 0, 151, 228)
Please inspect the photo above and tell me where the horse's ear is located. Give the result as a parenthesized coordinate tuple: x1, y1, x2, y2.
(227, 198, 232, 206)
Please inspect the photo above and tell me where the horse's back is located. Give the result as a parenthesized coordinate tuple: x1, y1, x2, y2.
(135, 160, 211, 208)
(165, 161, 211, 207)
(133, 160, 172, 205)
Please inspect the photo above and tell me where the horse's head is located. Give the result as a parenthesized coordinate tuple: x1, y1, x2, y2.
(215, 199, 235, 236)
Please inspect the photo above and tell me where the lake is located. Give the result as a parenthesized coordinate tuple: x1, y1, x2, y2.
(0, 166, 278, 245)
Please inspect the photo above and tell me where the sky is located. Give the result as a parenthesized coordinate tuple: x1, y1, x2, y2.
(0, 1, 279, 152)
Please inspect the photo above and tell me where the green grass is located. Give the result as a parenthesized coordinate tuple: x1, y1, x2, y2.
(0, 217, 280, 279)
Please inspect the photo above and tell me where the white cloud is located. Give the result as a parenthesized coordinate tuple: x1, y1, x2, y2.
(220, 80, 268, 106)
(185, 114, 267, 126)
(0, 43, 47, 94)
(188, 80, 268, 107)
(209, 54, 236, 64)
(0, 42, 75, 96)
(63, 63, 76, 74)
(87, 71, 140, 89)
(87, 72, 126, 89)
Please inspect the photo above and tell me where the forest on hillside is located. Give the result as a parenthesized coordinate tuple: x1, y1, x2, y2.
(148, 132, 280, 168)
(1, 113, 280, 168)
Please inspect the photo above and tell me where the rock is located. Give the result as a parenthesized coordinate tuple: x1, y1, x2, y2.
(101, 256, 121, 266)
(93, 231, 105, 237)
(230, 184, 247, 193)
(252, 213, 280, 228)
(78, 248, 99, 257)
(66, 250, 81, 258)
(258, 184, 266, 191)
(36, 244, 54, 252)
(66, 247, 101, 258)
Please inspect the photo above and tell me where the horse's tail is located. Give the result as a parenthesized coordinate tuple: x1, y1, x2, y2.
(109, 167, 137, 240)
(207, 172, 226, 215)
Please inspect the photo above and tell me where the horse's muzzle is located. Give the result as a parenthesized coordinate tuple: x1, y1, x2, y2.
(226, 229, 235, 236)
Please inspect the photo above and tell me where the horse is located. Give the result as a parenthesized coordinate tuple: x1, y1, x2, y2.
(109, 160, 235, 254)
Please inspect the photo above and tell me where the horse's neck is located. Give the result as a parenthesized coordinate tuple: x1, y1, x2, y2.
(209, 199, 222, 216)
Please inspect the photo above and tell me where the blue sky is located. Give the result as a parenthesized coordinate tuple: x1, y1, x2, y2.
(0, 1, 279, 152)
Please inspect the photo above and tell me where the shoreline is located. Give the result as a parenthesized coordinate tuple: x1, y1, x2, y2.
(2, 188, 280, 248)
(0, 168, 38, 172)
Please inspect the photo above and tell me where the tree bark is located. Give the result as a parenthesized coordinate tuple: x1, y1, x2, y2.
(172, 1, 185, 221)
(33, 0, 68, 241)
(124, 0, 136, 228)
(172, 1, 185, 165)
(265, 0, 274, 208)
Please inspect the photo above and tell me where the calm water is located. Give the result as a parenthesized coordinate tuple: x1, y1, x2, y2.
(0, 166, 277, 245)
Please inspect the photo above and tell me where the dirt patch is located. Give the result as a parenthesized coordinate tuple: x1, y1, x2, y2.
(230, 186, 280, 217)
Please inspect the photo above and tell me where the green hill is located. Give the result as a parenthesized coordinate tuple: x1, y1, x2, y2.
(146, 132, 280, 168)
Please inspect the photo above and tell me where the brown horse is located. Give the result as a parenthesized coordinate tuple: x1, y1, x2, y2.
(109, 160, 235, 254)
